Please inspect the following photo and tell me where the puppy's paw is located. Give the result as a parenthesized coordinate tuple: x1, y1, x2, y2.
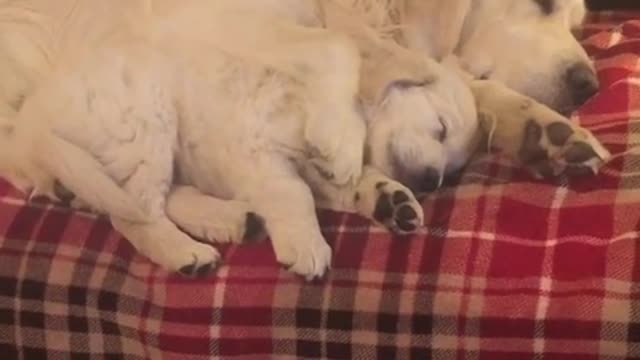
(273, 232, 332, 281)
(365, 181, 424, 234)
(172, 242, 222, 278)
(518, 119, 611, 178)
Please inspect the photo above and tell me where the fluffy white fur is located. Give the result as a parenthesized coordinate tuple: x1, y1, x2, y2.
(0, 0, 610, 279)
(325, 0, 595, 113)
(0, 1, 440, 279)
(0, 0, 603, 188)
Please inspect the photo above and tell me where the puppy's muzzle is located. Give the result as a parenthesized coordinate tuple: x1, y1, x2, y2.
(407, 167, 443, 194)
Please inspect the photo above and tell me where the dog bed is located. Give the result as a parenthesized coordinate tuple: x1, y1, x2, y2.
(0, 11, 638, 360)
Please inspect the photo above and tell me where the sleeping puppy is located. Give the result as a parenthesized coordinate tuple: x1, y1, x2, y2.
(0, 2, 432, 279)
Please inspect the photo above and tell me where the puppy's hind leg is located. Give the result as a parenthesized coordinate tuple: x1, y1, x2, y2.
(112, 216, 221, 277)
(166, 185, 267, 245)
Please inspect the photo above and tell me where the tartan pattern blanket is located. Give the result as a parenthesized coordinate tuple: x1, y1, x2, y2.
(1, 11, 639, 360)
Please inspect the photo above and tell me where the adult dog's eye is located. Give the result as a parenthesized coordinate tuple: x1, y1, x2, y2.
(438, 116, 448, 143)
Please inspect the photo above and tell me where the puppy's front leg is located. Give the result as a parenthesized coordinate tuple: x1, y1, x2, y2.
(304, 165, 424, 234)
(289, 30, 367, 186)
(244, 162, 331, 280)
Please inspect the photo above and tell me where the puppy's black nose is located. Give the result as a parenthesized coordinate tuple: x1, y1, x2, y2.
(567, 63, 599, 106)
(416, 167, 442, 193)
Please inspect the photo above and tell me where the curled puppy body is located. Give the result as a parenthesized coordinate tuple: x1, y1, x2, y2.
(0, 2, 434, 280)
(0, 8, 374, 280)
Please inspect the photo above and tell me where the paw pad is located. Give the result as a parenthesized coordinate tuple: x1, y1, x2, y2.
(372, 185, 422, 234)
(518, 119, 610, 178)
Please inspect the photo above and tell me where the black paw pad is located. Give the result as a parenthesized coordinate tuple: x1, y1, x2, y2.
(242, 212, 266, 243)
(392, 190, 410, 205)
(195, 262, 217, 277)
(396, 204, 417, 222)
(564, 141, 598, 164)
(519, 120, 547, 164)
(373, 186, 421, 234)
(396, 205, 418, 232)
(546, 122, 574, 146)
(396, 220, 417, 233)
(178, 264, 196, 277)
(373, 193, 394, 223)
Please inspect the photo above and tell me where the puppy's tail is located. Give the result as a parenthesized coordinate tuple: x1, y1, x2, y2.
(41, 134, 150, 223)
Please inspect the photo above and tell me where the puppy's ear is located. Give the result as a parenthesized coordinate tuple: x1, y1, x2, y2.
(358, 53, 437, 105)
(402, 0, 472, 60)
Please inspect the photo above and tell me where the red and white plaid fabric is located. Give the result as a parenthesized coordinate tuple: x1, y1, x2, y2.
(1, 12, 639, 360)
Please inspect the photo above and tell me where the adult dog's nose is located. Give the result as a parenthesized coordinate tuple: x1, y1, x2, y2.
(567, 63, 599, 106)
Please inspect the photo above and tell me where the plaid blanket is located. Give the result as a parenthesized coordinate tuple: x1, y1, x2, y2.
(1, 12, 639, 360)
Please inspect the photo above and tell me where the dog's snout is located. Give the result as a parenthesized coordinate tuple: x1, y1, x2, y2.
(413, 167, 442, 193)
(567, 63, 599, 106)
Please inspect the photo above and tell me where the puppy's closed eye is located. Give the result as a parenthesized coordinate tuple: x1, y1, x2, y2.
(437, 116, 448, 143)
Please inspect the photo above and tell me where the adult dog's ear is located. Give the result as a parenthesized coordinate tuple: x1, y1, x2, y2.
(402, 0, 472, 60)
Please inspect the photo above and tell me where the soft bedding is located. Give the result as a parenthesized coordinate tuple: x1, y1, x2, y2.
(0, 11, 639, 360)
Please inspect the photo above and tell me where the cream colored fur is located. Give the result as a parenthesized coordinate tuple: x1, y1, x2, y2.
(0, 0, 610, 278)
(0, 1, 438, 278)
